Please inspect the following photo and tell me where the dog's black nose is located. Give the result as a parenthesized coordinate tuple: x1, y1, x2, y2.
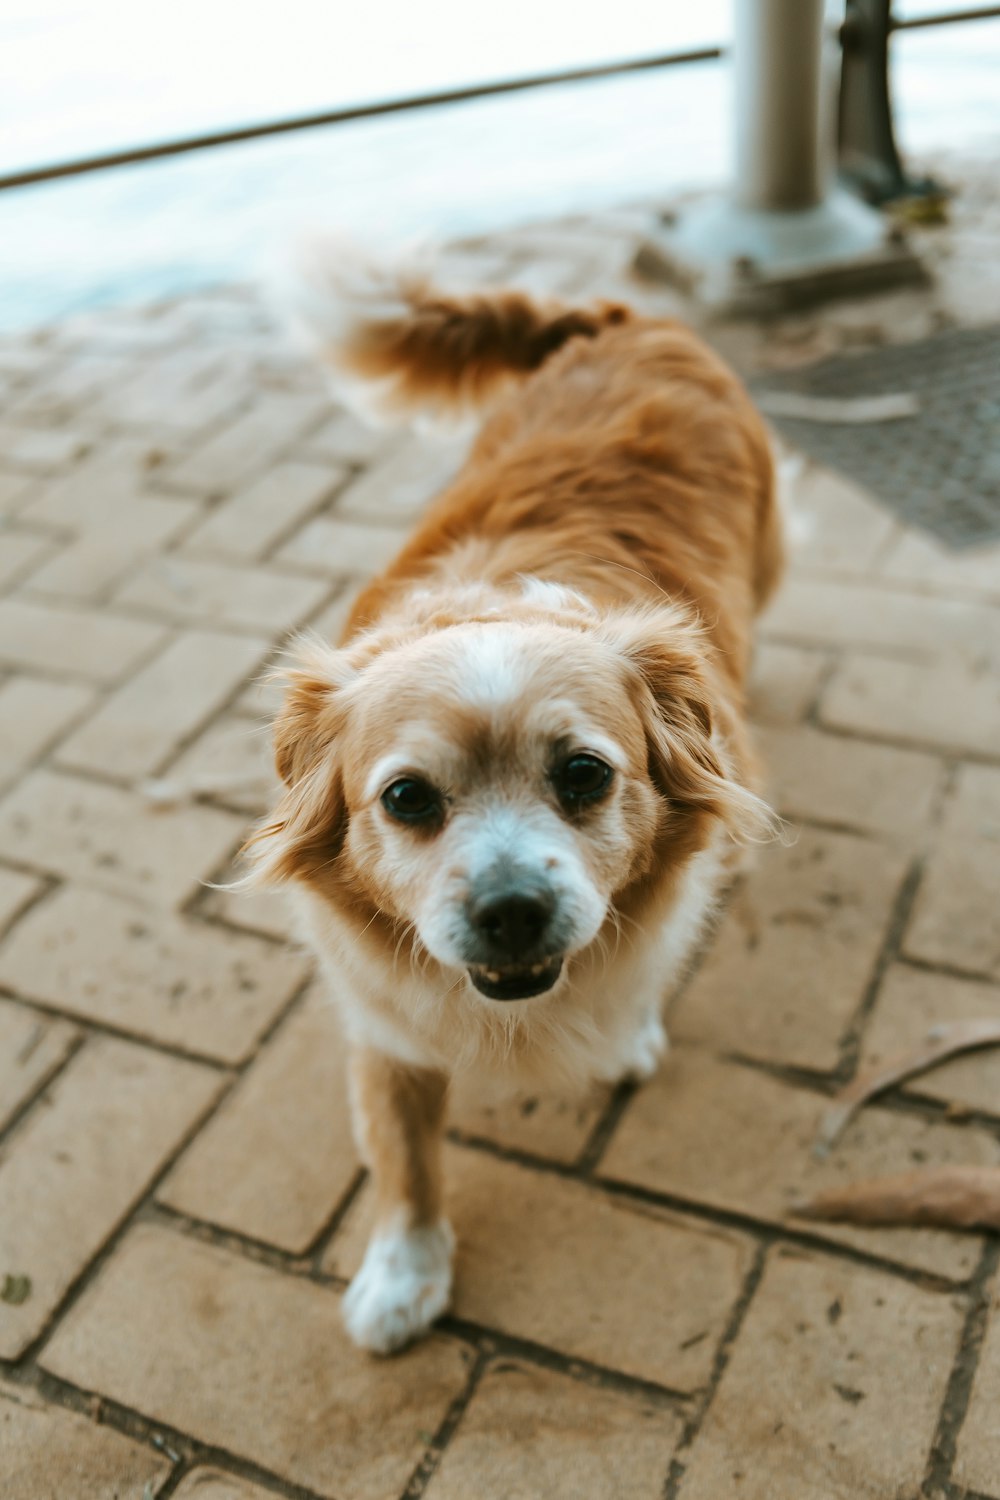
(469, 889, 555, 956)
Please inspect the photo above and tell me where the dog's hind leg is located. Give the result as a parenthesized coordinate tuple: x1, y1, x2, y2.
(342, 1047, 453, 1354)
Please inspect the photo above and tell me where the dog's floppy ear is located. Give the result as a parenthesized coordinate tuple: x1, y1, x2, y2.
(604, 608, 773, 843)
(244, 638, 357, 885)
(273, 657, 343, 787)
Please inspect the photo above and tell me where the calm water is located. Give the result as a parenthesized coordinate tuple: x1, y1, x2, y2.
(0, 1, 997, 331)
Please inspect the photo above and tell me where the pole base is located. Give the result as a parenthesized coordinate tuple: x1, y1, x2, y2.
(636, 188, 926, 315)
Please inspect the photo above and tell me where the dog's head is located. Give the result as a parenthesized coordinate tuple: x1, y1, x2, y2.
(248, 587, 770, 1003)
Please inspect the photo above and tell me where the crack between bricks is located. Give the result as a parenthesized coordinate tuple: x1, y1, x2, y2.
(4, 1364, 333, 1500)
(662, 1242, 769, 1500)
(835, 855, 927, 1084)
(2, 975, 316, 1369)
(397, 1347, 490, 1500)
(922, 1239, 1000, 1494)
(809, 715, 1000, 770)
(0, 981, 242, 1072)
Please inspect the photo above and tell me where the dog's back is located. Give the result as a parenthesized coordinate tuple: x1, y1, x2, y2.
(290, 241, 782, 688)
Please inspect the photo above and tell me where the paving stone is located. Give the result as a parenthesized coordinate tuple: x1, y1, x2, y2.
(0, 424, 91, 473)
(677, 1247, 963, 1500)
(18, 438, 174, 528)
(904, 763, 1000, 979)
(109, 347, 244, 432)
(600, 1045, 990, 1280)
(160, 989, 358, 1253)
(327, 1144, 751, 1390)
(113, 556, 330, 635)
(762, 578, 1000, 661)
(4, 351, 132, 425)
(0, 340, 56, 378)
(670, 828, 908, 1070)
(0, 470, 35, 518)
(184, 459, 345, 560)
(336, 436, 466, 522)
(299, 410, 398, 467)
(274, 515, 404, 578)
(56, 630, 270, 779)
(758, 725, 942, 839)
(0, 529, 54, 591)
(954, 1293, 1000, 1494)
(1, 1380, 170, 1500)
(0, 885, 309, 1062)
(0, 1037, 222, 1357)
(448, 1075, 608, 1164)
(0, 597, 165, 683)
(24, 494, 199, 600)
(161, 715, 279, 814)
(0, 678, 94, 784)
(748, 642, 829, 725)
(56, 306, 182, 354)
(0, 998, 78, 1134)
(172, 1471, 274, 1500)
(426, 1361, 682, 1500)
(861, 964, 1000, 1117)
(0, 866, 43, 931)
(166, 392, 331, 494)
(880, 528, 1000, 600)
(821, 652, 1000, 758)
(784, 463, 898, 575)
(41, 1224, 472, 1500)
(0, 768, 245, 906)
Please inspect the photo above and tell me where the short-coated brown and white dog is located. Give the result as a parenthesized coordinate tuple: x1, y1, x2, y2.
(246, 245, 783, 1353)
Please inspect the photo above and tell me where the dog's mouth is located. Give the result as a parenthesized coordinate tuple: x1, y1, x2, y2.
(467, 958, 564, 1001)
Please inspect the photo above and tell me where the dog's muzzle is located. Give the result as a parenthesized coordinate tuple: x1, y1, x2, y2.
(463, 882, 564, 1001)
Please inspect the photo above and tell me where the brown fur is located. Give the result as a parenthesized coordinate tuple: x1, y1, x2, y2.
(248, 261, 783, 1351)
(350, 1050, 448, 1231)
(338, 275, 631, 414)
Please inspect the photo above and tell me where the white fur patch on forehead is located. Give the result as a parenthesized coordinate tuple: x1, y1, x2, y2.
(449, 624, 534, 710)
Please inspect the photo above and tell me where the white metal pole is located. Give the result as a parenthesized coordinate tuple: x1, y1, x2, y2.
(733, 0, 829, 211)
(636, 0, 920, 308)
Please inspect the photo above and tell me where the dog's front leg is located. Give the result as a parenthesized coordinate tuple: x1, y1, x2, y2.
(342, 1046, 453, 1354)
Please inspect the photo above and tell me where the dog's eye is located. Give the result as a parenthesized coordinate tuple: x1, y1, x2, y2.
(381, 777, 441, 824)
(553, 754, 613, 808)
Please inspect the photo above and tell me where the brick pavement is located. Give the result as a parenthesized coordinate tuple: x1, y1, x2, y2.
(2, 160, 1000, 1499)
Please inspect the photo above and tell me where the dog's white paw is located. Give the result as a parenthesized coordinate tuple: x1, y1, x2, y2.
(342, 1220, 454, 1355)
(619, 1014, 668, 1082)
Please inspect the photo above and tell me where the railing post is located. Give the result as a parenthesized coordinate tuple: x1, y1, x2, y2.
(636, 0, 925, 312)
(838, 0, 939, 202)
(734, 0, 831, 211)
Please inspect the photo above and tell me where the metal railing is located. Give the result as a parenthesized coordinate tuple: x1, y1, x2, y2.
(0, 4, 996, 195)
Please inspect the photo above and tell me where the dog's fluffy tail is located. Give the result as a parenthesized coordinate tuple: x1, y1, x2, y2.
(286, 235, 632, 425)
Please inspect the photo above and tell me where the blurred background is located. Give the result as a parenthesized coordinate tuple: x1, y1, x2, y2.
(2, 0, 999, 329)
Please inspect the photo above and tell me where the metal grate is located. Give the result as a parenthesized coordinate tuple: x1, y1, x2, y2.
(753, 324, 1000, 547)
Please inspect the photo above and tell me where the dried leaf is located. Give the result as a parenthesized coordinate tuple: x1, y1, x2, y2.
(816, 1018, 1000, 1156)
(792, 1166, 1000, 1232)
(757, 391, 919, 424)
(1, 1273, 32, 1305)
